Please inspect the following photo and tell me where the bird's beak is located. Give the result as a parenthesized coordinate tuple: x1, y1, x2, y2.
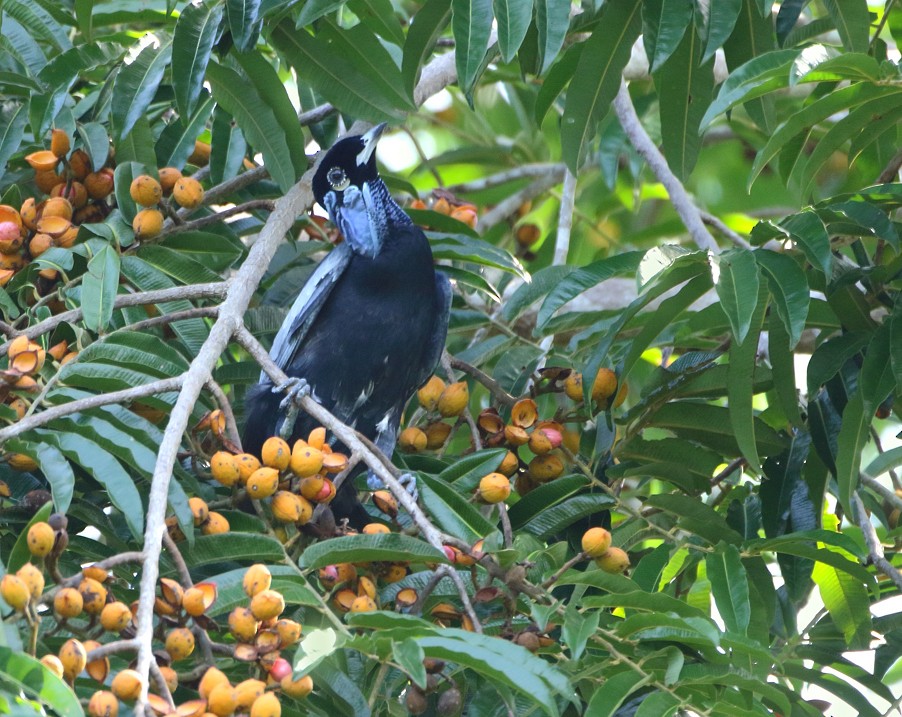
(356, 123, 387, 167)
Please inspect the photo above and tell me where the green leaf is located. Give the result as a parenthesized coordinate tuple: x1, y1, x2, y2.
(299, 534, 448, 569)
(81, 245, 120, 332)
(419, 474, 495, 541)
(401, 0, 452, 98)
(440, 448, 507, 489)
(561, 608, 599, 661)
(210, 106, 248, 185)
(653, 26, 714, 179)
(722, 0, 778, 133)
(728, 284, 768, 473)
(781, 209, 832, 275)
(5, 440, 74, 514)
(111, 40, 173, 142)
(172, 0, 223, 118)
(706, 543, 750, 635)
(700, 49, 797, 129)
(155, 92, 215, 169)
(348, 0, 405, 45)
(755, 250, 808, 348)
(430, 232, 527, 277)
(392, 639, 427, 688)
(812, 556, 871, 648)
(160, 231, 243, 272)
(634, 692, 680, 717)
(750, 84, 899, 188)
(536, 251, 643, 327)
(711, 248, 760, 345)
(535, 0, 569, 74)
(227, 0, 262, 51)
(0, 103, 27, 178)
(522, 495, 616, 538)
(232, 50, 307, 178)
(205, 60, 296, 192)
(822, 0, 869, 52)
(701, 0, 741, 63)
(768, 312, 803, 427)
(416, 629, 574, 716)
(137, 245, 223, 285)
(507, 475, 590, 529)
(585, 671, 651, 717)
(30, 429, 144, 540)
(296, 0, 345, 26)
(493, 0, 532, 63)
(561, 0, 641, 172)
(534, 42, 582, 124)
(75, 0, 94, 41)
(270, 21, 404, 123)
(645, 494, 744, 546)
(77, 121, 111, 171)
(180, 533, 286, 567)
(0, 648, 84, 717)
(451, 0, 493, 95)
(642, 0, 693, 72)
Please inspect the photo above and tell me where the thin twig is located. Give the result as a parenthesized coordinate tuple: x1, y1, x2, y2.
(861, 472, 902, 512)
(0, 282, 228, 350)
(851, 492, 902, 591)
(161, 200, 276, 238)
(700, 211, 751, 250)
(0, 376, 185, 446)
(613, 81, 719, 253)
(206, 378, 241, 448)
(448, 356, 517, 408)
(448, 164, 566, 193)
(479, 173, 566, 231)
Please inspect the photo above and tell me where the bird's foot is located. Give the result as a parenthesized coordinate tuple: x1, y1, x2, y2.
(367, 471, 418, 502)
(274, 377, 311, 411)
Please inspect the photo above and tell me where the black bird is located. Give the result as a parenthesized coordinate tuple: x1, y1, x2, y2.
(243, 124, 451, 528)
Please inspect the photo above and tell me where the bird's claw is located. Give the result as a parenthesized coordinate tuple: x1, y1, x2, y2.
(366, 471, 419, 502)
(275, 377, 311, 411)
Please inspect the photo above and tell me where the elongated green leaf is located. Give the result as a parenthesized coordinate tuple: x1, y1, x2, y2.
(77, 121, 111, 171)
(210, 106, 248, 184)
(155, 92, 215, 169)
(534, 42, 582, 124)
(206, 564, 320, 615)
(180, 534, 286, 567)
(646, 494, 744, 545)
(173, 0, 223, 118)
(507, 475, 589, 529)
(440, 448, 507, 488)
(111, 41, 172, 142)
(561, 0, 641, 172)
(586, 671, 651, 717)
(535, 0, 569, 74)
(419, 474, 495, 541)
(401, 0, 452, 97)
(755, 250, 808, 348)
(233, 51, 307, 177)
(227, 0, 262, 51)
(523, 495, 616, 538)
(722, 0, 777, 132)
(835, 326, 895, 513)
(299, 534, 448, 569)
(0, 648, 84, 717)
(30, 429, 144, 539)
(768, 313, 803, 426)
(706, 543, 750, 635)
(711, 248, 760, 345)
(494, 0, 532, 63)
(270, 21, 403, 123)
(701, 49, 797, 129)
(751, 84, 899, 187)
(5, 440, 74, 514)
(0, 103, 27, 177)
(654, 26, 714, 179)
(642, 0, 693, 72)
(701, 0, 741, 62)
(822, 0, 868, 52)
(81, 245, 120, 332)
(75, 0, 94, 41)
(451, 0, 493, 95)
(348, 0, 405, 44)
(205, 60, 296, 192)
(417, 629, 573, 716)
(812, 556, 871, 648)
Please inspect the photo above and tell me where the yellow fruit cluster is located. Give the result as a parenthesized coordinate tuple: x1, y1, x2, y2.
(129, 170, 204, 239)
(563, 367, 628, 411)
(207, 428, 350, 536)
(581, 527, 630, 574)
(394, 376, 469, 455)
(409, 195, 479, 230)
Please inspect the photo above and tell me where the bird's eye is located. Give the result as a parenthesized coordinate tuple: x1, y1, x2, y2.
(327, 167, 350, 191)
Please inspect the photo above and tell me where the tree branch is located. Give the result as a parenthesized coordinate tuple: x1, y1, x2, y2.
(613, 81, 720, 253)
(0, 282, 228, 351)
(851, 492, 902, 591)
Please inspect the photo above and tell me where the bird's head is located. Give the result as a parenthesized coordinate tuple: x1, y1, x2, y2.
(312, 123, 408, 258)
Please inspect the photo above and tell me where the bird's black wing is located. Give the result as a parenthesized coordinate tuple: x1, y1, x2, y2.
(416, 270, 452, 389)
(265, 242, 353, 380)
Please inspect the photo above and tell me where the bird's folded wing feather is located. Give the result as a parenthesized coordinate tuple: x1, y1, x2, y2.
(416, 271, 452, 388)
(264, 243, 353, 380)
